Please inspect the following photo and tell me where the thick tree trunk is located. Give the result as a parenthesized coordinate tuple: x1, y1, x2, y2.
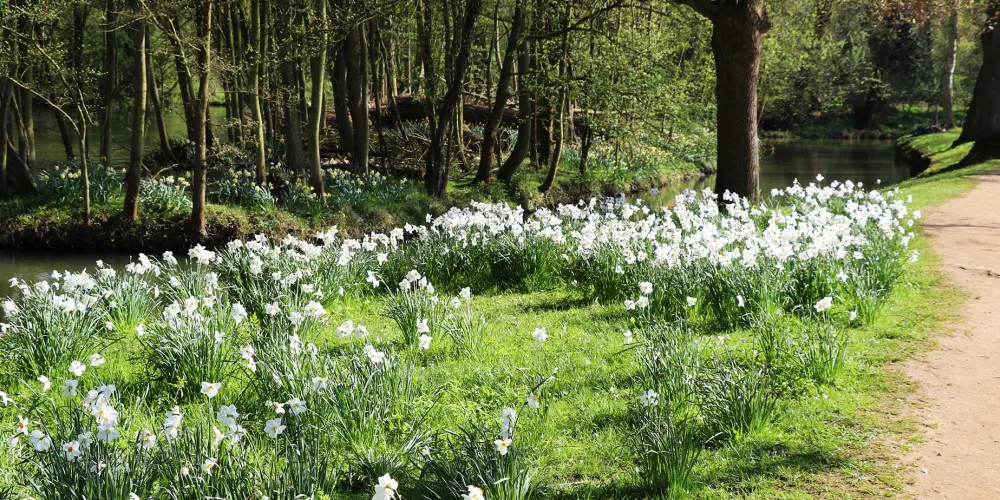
(123, 16, 146, 223)
(190, 1, 214, 240)
(100, 0, 117, 167)
(710, 6, 767, 202)
(331, 44, 354, 153)
(345, 26, 370, 173)
(306, 0, 327, 198)
(497, 40, 533, 183)
(4, 144, 36, 195)
(475, 1, 524, 184)
(940, 3, 959, 129)
(956, 3, 1000, 160)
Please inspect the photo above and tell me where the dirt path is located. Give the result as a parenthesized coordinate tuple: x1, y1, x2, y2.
(905, 173, 1000, 498)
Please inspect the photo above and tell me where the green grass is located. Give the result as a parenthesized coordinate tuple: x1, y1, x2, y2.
(3, 131, 996, 498)
(0, 233, 956, 498)
(896, 129, 1000, 209)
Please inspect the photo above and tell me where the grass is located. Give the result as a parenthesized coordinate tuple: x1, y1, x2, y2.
(896, 128, 1000, 208)
(0, 230, 956, 498)
(2, 131, 996, 498)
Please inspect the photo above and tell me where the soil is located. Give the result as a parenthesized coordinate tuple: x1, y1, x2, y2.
(905, 172, 1000, 498)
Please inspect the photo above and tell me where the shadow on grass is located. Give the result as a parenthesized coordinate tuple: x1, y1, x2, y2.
(702, 438, 848, 495)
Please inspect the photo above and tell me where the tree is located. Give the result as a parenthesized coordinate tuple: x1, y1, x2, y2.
(5, 0, 99, 224)
(941, 0, 960, 129)
(678, 0, 770, 202)
(277, 0, 306, 175)
(100, 0, 117, 168)
(189, 0, 214, 239)
(122, 4, 146, 223)
(955, 0, 1000, 159)
(475, 0, 524, 185)
(424, 0, 485, 197)
(306, 0, 327, 199)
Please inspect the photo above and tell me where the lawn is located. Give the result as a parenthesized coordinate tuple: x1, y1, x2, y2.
(0, 173, 956, 499)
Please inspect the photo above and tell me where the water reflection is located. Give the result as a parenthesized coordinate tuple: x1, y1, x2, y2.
(642, 139, 904, 208)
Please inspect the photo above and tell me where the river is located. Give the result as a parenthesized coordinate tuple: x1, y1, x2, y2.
(1, 139, 906, 294)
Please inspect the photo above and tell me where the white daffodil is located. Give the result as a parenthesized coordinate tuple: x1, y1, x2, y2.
(200, 382, 222, 398)
(462, 485, 485, 500)
(639, 389, 659, 407)
(532, 327, 548, 342)
(264, 418, 286, 438)
(814, 296, 833, 313)
(62, 379, 79, 397)
(494, 438, 511, 456)
(526, 392, 540, 409)
(202, 458, 217, 475)
(416, 318, 430, 334)
(287, 397, 306, 415)
(138, 430, 157, 450)
(30, 430, 52, 451)
(373, 473, 399, 500)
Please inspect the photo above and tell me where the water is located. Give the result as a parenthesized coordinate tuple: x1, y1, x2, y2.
(30, 106, 229, 169)
(1, 139, 906, 297)
(643, 139, 905, 206)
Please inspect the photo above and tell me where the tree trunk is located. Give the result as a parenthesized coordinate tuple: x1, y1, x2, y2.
(17, 14, 35, 168)
(425, 0, 485, 196)
(497, 40, 533, 183)
(940, 2, 959, 129)
(475, 1, 524, 184)
(710, 4, 768, 202)
(579, 119, 592, 176)
(956, 2, 1000, 160)
(281, 62, 307, 175)
(249, 0, 267, 185)
(147, 39, 174, 161)
(331, 43, 354, 154)
(100, 0, 117, 167)
(123, 15, 146, 223)
(541, 97, 565, 193)
(80, 122, 91, 226)
(168, 29, 199, 143)
(540, 6, 570, 194)
(54, 105, 76, 160)
(306, 0, 327, 198)
(0, 82, 9, 198)
(345, 25, 370, 173)
(191, 0, 214, 240)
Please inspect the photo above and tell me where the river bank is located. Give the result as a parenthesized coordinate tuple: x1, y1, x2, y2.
(1, 139, 907, 256)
